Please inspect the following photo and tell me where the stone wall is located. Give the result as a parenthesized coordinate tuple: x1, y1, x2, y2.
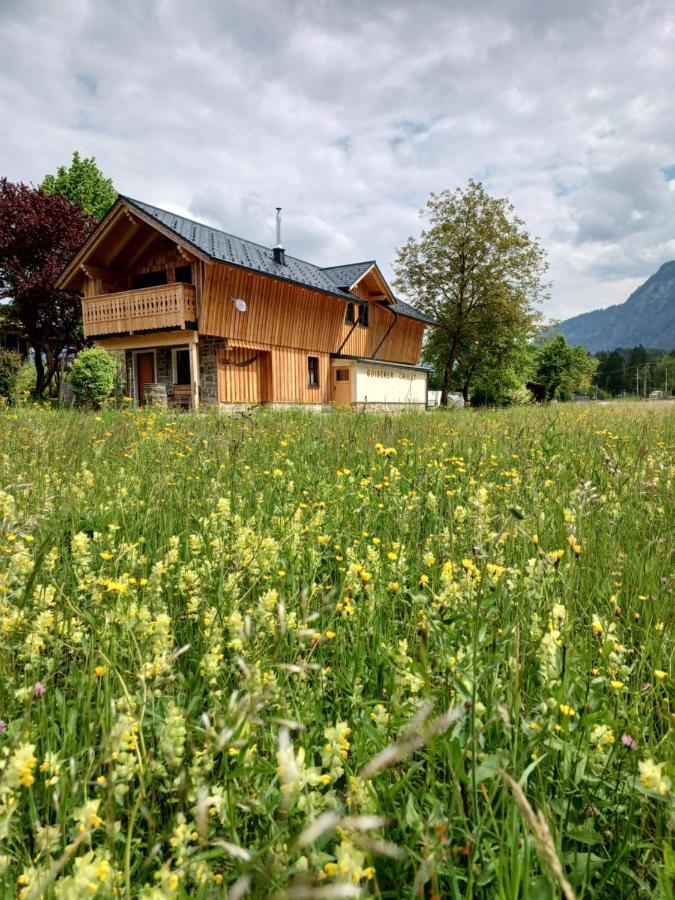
(198, 336, 226, 406)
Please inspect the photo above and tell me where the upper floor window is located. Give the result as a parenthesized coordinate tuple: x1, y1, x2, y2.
(345, 301, 368, 326)
(175, 264, 192, 284)
(132, 269, 167, 289)
(308, 356, 319, 388)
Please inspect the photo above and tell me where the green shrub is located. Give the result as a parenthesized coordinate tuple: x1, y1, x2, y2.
(470, 385, 501, 407)
(70, 348, 116, 407)
(0, 348, 22, 403)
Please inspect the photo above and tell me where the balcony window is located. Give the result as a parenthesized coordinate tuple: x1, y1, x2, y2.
(175, 264, 192, 284)
(132, 269, 167, 289)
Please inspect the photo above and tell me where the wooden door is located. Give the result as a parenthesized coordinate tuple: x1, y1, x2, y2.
(259, 351, 273, 403)
(333, 368, 352, 406)
(136, 352, 155, 405)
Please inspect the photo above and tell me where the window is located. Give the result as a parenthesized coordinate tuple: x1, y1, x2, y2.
(308, 356, 319, 388)
(132, 269, 168, 289)
(335, 369, 349, 382)
(173, 348, 191, 385)
(345, 301, 368, 326)
(175, 264, 192, 284)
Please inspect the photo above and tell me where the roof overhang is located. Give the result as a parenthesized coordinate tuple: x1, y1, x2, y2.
(331, 353, 432, 373)
(54, 196, 211, 293)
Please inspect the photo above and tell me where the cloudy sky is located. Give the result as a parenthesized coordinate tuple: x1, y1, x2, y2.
(2, 0, 675, 320)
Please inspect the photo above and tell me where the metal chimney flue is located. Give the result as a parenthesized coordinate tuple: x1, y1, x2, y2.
(273, 207, 285, 265)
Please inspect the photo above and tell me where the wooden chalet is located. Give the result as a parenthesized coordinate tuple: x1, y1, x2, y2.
(55, 197, 435, 410)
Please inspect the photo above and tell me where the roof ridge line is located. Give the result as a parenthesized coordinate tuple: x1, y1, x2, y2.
(121, 195, 345, 275)
(321, 260, 376, 270)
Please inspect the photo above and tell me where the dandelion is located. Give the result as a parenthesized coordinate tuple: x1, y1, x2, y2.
(654, 670, 667, 680)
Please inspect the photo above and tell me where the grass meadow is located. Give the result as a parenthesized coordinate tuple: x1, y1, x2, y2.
(0, 403, 673, 898)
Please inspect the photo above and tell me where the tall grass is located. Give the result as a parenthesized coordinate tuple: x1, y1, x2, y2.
(0, 403, 672, 898)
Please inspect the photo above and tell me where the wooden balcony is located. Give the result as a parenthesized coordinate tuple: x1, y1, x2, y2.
(82, 283, 197, 338)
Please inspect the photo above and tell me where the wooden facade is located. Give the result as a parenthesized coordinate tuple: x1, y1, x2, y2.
(55, 197, 431, 409)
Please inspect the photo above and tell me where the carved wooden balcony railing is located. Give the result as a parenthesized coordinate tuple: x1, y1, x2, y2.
(82, 283, 197, 338)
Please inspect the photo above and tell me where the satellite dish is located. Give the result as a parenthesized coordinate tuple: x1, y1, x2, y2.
(233, 298, 247, 313)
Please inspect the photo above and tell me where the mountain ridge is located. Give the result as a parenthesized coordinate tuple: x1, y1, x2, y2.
(557, 261, 675, 351)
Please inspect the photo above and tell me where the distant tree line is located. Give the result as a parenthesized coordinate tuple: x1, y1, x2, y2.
(593, 346, 675, 397)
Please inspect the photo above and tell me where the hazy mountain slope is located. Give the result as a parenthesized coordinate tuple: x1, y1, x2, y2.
(558, 261, 675, 351)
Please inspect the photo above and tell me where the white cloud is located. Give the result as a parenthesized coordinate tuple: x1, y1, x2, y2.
(1, 0, 675, 322)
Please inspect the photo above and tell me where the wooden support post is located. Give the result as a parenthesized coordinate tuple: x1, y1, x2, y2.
(189, 340, 200, 410)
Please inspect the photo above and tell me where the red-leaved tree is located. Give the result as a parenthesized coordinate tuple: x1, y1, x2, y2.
(0, 179, 96, 395)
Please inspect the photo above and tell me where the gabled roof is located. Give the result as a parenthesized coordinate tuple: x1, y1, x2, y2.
(56, 195, 437, 326)
(321, 261, 375, 290)
(322, 260, 438, 325)
(122, 196, 347, 300)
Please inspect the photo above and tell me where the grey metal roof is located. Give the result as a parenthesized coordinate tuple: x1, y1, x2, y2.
(122, 196, 347, 299)
(321, 261, 374, 289)
(390, 297, 439, 326)
(122, 196, 437, 325)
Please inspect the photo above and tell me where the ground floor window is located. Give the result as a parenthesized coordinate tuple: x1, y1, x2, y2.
(335, 368, 349, 381)
(173, 348, 191, 384)
(308, 356, 319, 387)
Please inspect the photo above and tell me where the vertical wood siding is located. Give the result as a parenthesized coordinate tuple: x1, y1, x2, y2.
(217, 340, 331, 404)
(201, 262, 424, 367)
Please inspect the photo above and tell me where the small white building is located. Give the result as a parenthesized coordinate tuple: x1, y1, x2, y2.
(331, 357, 429, 411)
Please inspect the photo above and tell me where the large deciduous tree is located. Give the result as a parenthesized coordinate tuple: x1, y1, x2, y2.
(41, 151, 117, 222)
(534, 334, 597, 400)
(394, 180, 548, 406)
(0, 179, 96, 395)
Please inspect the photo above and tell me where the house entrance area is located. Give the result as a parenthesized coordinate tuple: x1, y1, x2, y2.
(135, 351, 156, 405)
(332, 367, 352, 406)
(132, 346, 194, 407)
